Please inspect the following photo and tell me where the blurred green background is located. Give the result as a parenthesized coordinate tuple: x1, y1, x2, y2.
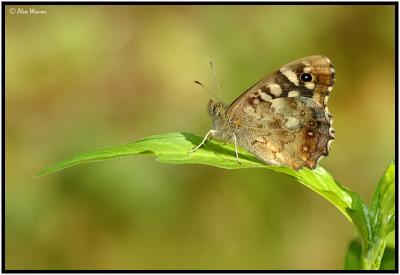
(5, 5, 395, 270)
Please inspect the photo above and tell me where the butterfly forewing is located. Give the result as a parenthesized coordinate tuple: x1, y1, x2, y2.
(227, 55, 335, 116)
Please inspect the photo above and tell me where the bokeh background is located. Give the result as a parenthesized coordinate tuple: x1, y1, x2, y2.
(5, 4, 395, 270)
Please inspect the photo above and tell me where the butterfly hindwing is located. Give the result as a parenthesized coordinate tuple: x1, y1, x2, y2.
(236, 97, 334, 169)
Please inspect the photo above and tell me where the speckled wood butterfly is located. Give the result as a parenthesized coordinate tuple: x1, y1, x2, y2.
(189, 55, 335, 170)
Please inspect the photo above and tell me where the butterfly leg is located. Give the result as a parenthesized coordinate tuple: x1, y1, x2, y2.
(232, 133, 241, 164)
(188, 129, 216, 154)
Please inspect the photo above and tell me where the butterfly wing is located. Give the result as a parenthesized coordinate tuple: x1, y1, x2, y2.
(227, 55, 335, 169)
(236, 97, 334, 169)
(228, 55, 335, 114)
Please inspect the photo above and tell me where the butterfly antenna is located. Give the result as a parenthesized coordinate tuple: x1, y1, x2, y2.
(209, 61, 222, 98)
(193, 80, 218, 101)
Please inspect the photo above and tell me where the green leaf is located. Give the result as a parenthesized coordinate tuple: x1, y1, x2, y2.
(344, 240, 362, 270)
(370, 159, 395, 236)
(37, 133, 267, 176)
(361, 160, 396, 270)
(345, 192, 371, 253)
(38, 132, 371, 264)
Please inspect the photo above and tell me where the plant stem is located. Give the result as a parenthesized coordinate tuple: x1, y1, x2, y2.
(361, 233, 387, 269)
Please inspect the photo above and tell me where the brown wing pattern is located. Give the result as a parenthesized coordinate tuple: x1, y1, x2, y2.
(236, 97, 334, 169)
(228, 55, 335, 116)
(226, 55, 335, 170)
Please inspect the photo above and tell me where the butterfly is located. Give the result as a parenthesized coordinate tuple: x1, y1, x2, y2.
(189, 55, 335, 170)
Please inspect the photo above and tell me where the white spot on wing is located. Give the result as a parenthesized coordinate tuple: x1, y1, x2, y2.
(305, 82, 315, 89)
(285, 117, 299, 128)
(280, 69, 299, 85)
(327, 86, 333, 92)
(269, 84, 282, 96)
(323, 96, 329, 105)
(260, 92, 272, 101)
(288, 91, 299, 97)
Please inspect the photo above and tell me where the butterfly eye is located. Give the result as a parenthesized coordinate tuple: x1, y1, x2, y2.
(300, 73, 313, 82)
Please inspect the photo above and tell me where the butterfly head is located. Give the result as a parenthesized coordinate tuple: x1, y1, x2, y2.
(207, 100, 226, 119)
